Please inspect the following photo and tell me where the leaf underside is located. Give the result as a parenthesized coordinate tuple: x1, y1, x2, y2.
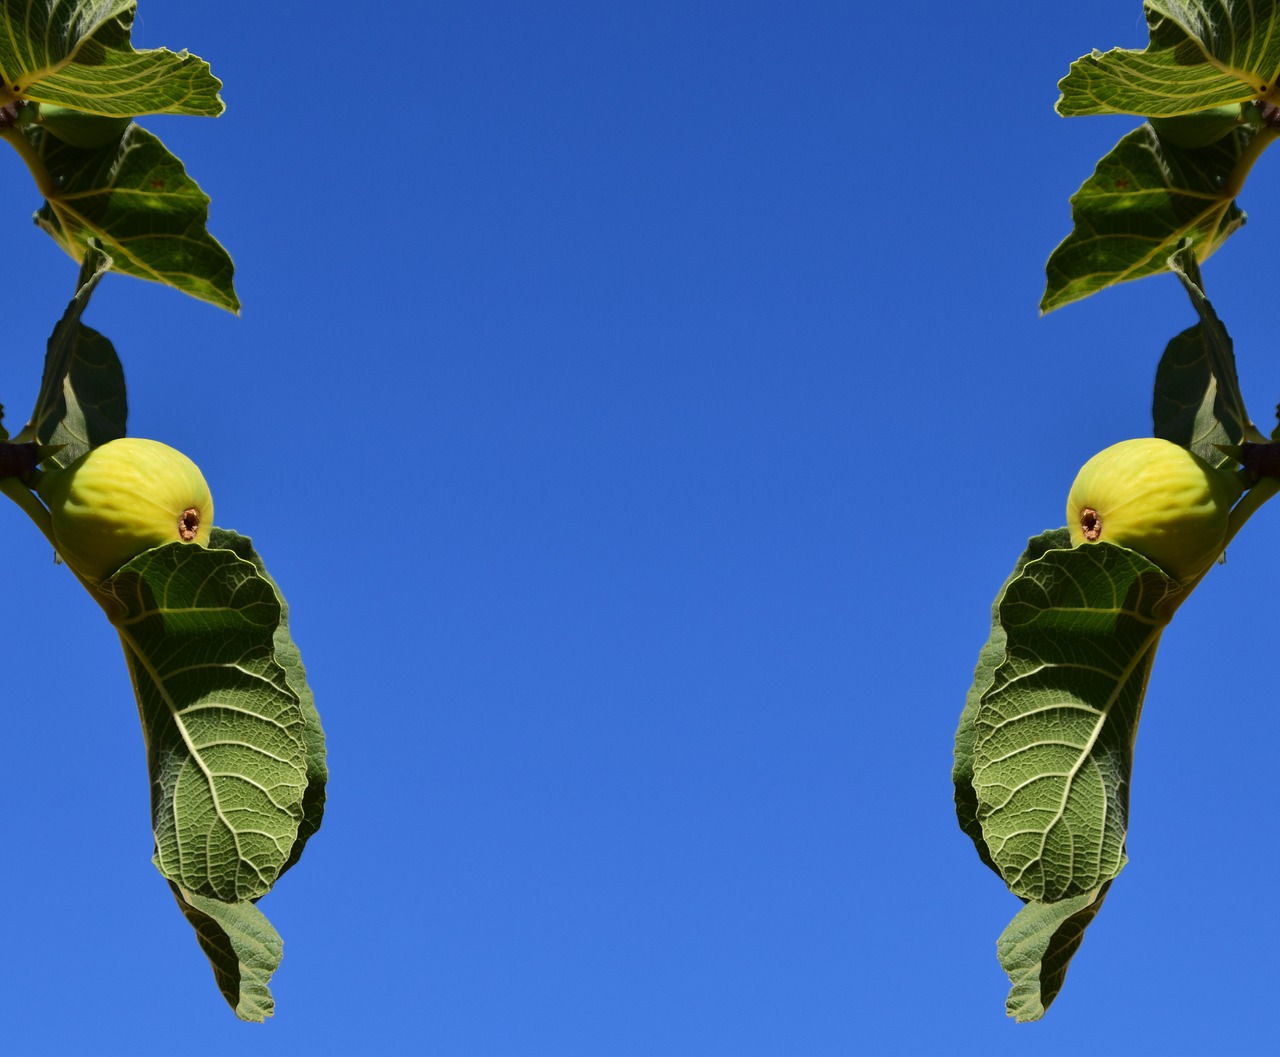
(998, 882, 1114, 1023)
(100, 532, 325, 1020)
(1042, 123, 1250, 313)
(101, 543, 309, 903)
(18, 242, 126, 465)
(0, 0, 223, 116)
(1153, 242, 1263, 457)
(954, 528, 1072, 880)
(28, 123, 238, 312)
(972, 544, 1178, 903)
(957, 535, 1183, 1018)
(170, 883, 283, 1023)
(1056, 0, 1280, 118)
(209, 528, 328, 878)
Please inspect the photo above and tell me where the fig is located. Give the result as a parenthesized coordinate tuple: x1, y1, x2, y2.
(38, 438, 213, 583)
(1148, 103, 1245, 149)
(33, 103, 131, 149)
(1066, 437, 1241, 582)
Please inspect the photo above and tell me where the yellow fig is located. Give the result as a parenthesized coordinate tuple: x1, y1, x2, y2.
(38, 438, 213, 583)
(1066, 437, 1240, 582)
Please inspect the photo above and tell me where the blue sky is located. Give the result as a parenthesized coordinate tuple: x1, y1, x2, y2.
(2, 3, 1278, 1055)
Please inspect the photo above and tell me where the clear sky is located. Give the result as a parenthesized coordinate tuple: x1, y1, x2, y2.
(2, 3, 1278, 1055)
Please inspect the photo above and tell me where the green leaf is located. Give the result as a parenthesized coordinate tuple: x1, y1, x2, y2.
(100, 543, 309, 902)
(209, 529, 327, 877)
(25, 122, 238, 311)
(955, 528, 1071, 881)
(0, 0, 223, 117)
(997, 882, 1114, 1023)
(169, 882, 283, 1023)
(1041, 123, 1252, 313)
(972, 544, 1181, 902)
(16, 241, 126, 464)
(1056, 0, 1280, 117)
(1153, 242, 1264, 462)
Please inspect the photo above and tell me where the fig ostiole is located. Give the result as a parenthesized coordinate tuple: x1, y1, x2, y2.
(37, 437, 213, 583)
(1066, 437, 1242, 583)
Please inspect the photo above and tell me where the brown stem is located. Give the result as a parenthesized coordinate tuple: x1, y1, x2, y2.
(1237, 441, 1280, 478)
(0, 442, 44, 480)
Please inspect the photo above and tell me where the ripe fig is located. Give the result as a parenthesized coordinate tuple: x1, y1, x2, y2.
(38, 438, 213, 583)
(1066, 438, 1240, 582)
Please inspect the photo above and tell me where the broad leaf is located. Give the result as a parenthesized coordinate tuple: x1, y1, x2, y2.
(954, 528, 1071, 881)
(17, 241, 126, 464)
(972, 544, 1181, 902)
(1153, 242, 1263, 460)
(997, 882, 1114, 1023)
(209, 529, 327, 877)
(25, 123, 237, 311)
(0, 0, 223, 116)
(100, 543, 309, 902)
(1057, 0, 1280, 117)
(1042, 122, 1252, 312)
(170, 882, 283, 1023)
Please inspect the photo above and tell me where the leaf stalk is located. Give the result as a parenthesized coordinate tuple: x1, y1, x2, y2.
(1224, 475, 1280, 546)
(1223, 121, 1280, 199)
(0, 476, 54, 547)
(0, 125, 56, 198)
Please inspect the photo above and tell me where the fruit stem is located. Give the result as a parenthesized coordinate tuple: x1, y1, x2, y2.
(0, 474, 126, 615)
(0, 123, 57, 198)
(1223, 121, 1280, 198)
(0, 476, 55, 548)
(1224, 475, 1280, 546)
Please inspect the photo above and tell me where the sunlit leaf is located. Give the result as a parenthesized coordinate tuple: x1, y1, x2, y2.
(0, 0, 222, 116)
(1057, 0, 1280, 117)
(1042, 123, 1252, 312)
(972, 544, 1181, 902)
(27, 122, 238, 311)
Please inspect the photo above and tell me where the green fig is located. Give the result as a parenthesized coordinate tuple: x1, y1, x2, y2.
(34, 103, 131, 149)
(1066, 437, 1241, 582)
(1148, 103, 1245, 149)
(38, 438, 213, 583)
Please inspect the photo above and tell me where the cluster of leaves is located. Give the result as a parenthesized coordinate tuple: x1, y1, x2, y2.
(0, 0, 236, 311)
(1043, 0, 1280, 313)
(0, 2, 325, 1022)
(955, 0, 1280, 1022)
